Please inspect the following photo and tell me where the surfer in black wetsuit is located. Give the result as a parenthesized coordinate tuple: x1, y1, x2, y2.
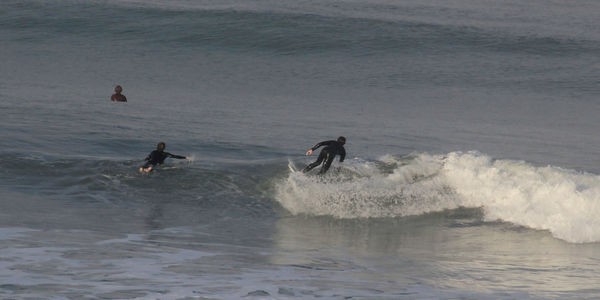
(140, 142, 189, 173)
(302, 136, 346, 174)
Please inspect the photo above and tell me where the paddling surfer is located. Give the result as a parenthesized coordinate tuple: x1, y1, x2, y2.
(140, 142, 189, 173)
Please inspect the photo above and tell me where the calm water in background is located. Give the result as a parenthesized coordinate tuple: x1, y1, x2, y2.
(1, 0, 600, 298)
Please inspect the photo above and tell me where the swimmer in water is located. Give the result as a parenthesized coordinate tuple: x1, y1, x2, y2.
(111, 85, 127, 102)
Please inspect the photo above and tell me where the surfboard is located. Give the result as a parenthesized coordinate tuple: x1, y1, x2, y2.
(288, 159, 299, 173)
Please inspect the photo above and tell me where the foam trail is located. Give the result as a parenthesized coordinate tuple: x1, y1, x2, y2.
(276, 152, 600, 243)
(277, 155, 459, 218)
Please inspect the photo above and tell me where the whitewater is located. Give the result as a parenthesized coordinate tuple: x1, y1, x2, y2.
(2, 0, 600, 299)
(279, 152, 600, 243)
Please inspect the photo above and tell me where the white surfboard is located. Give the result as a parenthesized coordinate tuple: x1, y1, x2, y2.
(288, 159, 299, 173)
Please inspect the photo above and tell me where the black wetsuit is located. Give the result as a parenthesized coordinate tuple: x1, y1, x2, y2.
(303, 140, 346, 174)
(142, 150, 186, 168)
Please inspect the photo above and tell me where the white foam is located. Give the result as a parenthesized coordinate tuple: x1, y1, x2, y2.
(443, 151, 600, 243)
(277, 154, 458, 219)
(276, 152, 600, 243)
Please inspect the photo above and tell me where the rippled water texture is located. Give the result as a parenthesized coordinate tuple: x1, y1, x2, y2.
(1, 0, 600, 298)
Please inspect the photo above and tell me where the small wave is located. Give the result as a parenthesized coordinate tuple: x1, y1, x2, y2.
(4, 1, 596, 57)
(0, 155, 236, 201)
(275, 152, 600, 243)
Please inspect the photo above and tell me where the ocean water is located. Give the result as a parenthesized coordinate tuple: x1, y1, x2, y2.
(1, 0, 600, 299)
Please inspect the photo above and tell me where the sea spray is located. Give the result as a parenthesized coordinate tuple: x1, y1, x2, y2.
(276, 152, 600, 243)
(443, 151, 600, 243)
(277, 154, 459, 219)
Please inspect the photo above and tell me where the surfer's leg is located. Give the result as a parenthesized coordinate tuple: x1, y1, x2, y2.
(140, 162, 154, 173)
(303, 150, 327, 173)
(318, 153, 335, 174)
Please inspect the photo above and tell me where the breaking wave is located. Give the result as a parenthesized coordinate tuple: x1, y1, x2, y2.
(276, 152, 600, 243)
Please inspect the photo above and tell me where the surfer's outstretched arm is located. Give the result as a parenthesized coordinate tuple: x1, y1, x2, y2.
(165, 152, 188, 160)
(306, 140, 335, 155)
(312, 141, 335, 150)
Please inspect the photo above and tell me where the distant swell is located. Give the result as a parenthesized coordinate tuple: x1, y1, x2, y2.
(2, 1, 597, 56)
(275, 152, 600, 243)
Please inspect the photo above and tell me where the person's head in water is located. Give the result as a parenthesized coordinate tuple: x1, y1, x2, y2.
(114, 85, 123, 94)
(157, 142, 166, 151)
(337, 136, 346, 144)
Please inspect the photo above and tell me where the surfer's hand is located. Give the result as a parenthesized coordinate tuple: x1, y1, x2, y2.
(185, 156, 191, 160)
(306, 149, 313, 156)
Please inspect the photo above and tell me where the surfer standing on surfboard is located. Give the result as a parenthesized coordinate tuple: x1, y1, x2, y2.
(140, 142, 189, 173)
(302, 136, 346, 174)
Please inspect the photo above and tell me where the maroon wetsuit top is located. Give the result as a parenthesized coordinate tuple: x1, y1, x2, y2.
(111, 93, 127, 102)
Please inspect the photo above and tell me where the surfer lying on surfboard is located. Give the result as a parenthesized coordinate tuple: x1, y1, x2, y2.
(140, 142, 189, 173)
(303, 136, 346, 174)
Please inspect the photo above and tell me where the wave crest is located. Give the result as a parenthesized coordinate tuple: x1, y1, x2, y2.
(276, 152, 600, 243)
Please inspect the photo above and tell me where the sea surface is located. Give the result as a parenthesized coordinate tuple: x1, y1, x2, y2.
(1, 0, 600, 299)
